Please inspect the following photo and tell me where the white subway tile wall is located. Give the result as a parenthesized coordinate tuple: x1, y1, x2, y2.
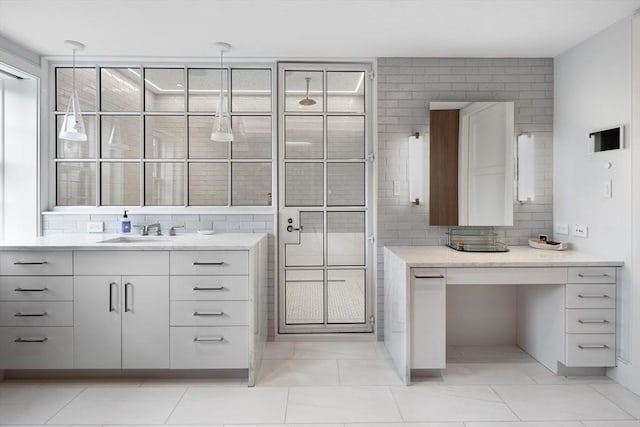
(376, 57, 554, 336)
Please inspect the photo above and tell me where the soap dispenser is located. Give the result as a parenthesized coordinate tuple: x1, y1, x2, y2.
(120, 210, 131, 233)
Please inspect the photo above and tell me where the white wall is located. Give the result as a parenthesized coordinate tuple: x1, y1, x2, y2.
(554, 15, 638, 393)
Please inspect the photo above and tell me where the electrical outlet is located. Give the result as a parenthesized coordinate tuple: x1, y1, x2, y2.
(573, 224, 588, 238)
(555, 223, 569, 235)
(86, 221, 104, 233)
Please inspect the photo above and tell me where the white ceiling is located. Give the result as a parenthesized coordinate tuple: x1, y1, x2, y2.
(1, 0, 639, 59)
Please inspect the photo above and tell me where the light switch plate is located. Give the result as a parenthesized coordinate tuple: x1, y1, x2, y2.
(555, 223, 569, 235)
(604, 179, 612, 198)
(573, 224, 588, 238)
(86, 221, 104, 233)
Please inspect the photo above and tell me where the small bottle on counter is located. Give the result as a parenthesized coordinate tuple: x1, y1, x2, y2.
(120, 210, 131, 233)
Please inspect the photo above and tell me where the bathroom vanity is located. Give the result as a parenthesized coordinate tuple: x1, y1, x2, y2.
(384, 246, 623, 385)
(0, 233, 268, 386)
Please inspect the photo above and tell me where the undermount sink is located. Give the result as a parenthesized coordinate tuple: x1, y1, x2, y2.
(98, 236, 173, 243)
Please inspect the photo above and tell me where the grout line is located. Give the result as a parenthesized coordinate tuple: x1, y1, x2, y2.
(387, 385, 405, 422)
(43, 385, 87, 424)
(282, 386, 291, 424)
(588, 383, 638, 420)
(488, 384, 522, 422)
(162, 386, 189, 424)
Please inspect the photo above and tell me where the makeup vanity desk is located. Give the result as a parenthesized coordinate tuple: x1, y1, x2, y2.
(384, 246, 623, 385)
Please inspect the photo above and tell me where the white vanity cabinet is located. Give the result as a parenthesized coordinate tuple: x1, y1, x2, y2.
(169, 250, 250, 370)
(0, 233, 268, 384)
(0, 251, 74, 369)
(411, 268, 446, 370)
(564, 266, 616, 368)
(384, 246, 623, 385)
(73, 251, 170, 369)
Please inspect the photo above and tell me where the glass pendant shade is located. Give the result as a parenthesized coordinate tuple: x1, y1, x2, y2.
(59, 90, 87, 141)
(210, 42, 233, 142)
(59, 40, 87, 142)
(210, 91, 233, 142)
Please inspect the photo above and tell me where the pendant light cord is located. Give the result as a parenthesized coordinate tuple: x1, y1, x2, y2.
(219, 49, 224, 117)
(72, 48, 76, 100)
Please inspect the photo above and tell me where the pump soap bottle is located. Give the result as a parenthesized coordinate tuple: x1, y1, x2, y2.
(120, 210, 131, 233)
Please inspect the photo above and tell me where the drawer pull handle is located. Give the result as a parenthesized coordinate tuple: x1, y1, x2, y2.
(14, 312, 48, 317)
(194, 336, 224, 342)
(15, 337, 48, 343)
(578, 344, 609, 349)
(578, 319, 610, 324)
(193, 286, 225, 291)
(577, 294, 610, 298)
(578, 273, 609, 278)
(13, 261, 48, 265)
(109, 282, 117, 312)
(14, 287, 49, 292)
(193, 261, 225, 266)
(414, 275, 445, 279)
(124, 282, 132, 313)
(193, 311, 224, 316)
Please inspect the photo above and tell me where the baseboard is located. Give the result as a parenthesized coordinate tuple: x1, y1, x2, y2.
(557, 363, 607, 376)
(2, 369, 247, 380)
(274, 332, 377, 342)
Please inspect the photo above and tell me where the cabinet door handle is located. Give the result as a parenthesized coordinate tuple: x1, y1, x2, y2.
(193, 311, 224, 316)
(578, 344, 609, 349)
(15, 337, 48, 343)
(13, 261, 48, 265)
(193, 261, 225, 266)
(578, 273, 609, 278)
(577, 294, 610, 298)
(194, 336, 224, 342)
(193, 285, 225, 291)
(414, 275, 445, 279)
(124, 282, 132, 312)
(14, 287, 49, 292)
(578, 319, 610, 324)
(109, 282, 117, 312)
(14, 312, 47, 317)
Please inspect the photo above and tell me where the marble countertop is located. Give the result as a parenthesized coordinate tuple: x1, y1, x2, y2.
(0, 233, 267, 251)
(385, 245, 623, 267)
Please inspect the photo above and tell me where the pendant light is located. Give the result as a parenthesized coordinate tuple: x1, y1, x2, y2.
(299, 77, 316, 106)
(59, 40, 88, 141)
(210, 42, 233, 142)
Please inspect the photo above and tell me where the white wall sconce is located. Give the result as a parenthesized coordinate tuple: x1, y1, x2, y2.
(517, 133, 535, 202)
(210, 41, 234, 142)
(408, 132, 425, 205)
(59, 40, 88, 142)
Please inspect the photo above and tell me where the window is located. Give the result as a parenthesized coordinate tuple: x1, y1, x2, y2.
(54, 66, 273, 207)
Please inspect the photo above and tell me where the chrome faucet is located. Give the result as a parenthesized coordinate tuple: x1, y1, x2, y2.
(142, 223, 162, 236)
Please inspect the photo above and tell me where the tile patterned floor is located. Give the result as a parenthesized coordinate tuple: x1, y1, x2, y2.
(0, 343, 639, 426)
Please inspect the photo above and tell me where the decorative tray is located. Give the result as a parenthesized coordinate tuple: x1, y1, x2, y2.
(528, 238, 568, 251)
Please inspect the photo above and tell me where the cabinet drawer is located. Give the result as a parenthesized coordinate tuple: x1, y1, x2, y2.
(0, 301, 73, 326)
(170, 301, 248, 326)
(170, 326, 248, 369)
(0, 326, 73, 369)
(74, 251, 169, 275)
(568, 267, 616, 284)
(0, 276, 73, 301)
(170, 251, 248, 275)
(566, 309, 615, 334)
(170, 276, 248, 301)
(565, 333, 616, 367)
(566, 284, 616, 309)
(446, 267, 567, 285)
(0, 251, 72, 276)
